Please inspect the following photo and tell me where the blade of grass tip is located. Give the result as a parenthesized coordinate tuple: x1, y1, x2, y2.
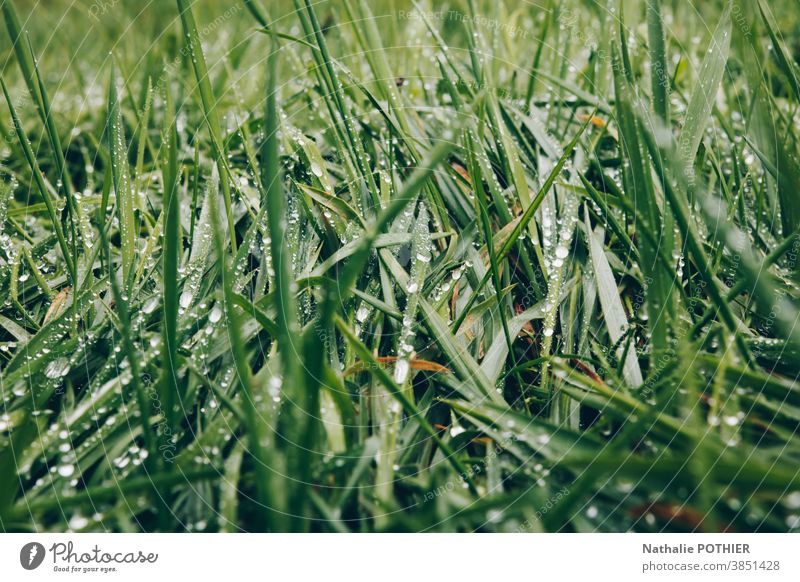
(3, 4, 77, 225)
(677, 1, 731, 168)
(646, 0, 670, 124)
(466, 0, 493, 87)
(298, 0, 380, 201)
(26, 36, 79, 261)
(176, 0, 237, 251)
(452, 115, 592, 334)
(334, 316, 477, 494)
(207, 166, 274, 531)
(244, 0, 269, 27)
(161, 88, 181, 433)
(134, 79, 155, 202)
(410, 0, 473, 93)
(525, 0, 552, 104)
(347, 0, 415, 140)
(344, 1, 455, 229)
(287, 1, 363, 201)
(2, 2, 42, 111)
(757, 0, 800, 103)
(0, 76, 76, 288)
(107, 63, 136, 286)
(256, 26, 321, 52)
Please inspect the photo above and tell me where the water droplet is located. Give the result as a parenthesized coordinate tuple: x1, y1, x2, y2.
(142, 297, 159, 314)
(45, 358, 71, 379)
(394, 359, 410, 384)
(69, 514, 88, 530)
(179, 291, 193, 309)
(209, 306, 223, 323)
(58, 464, 75, 477)
(722, 415, 739, 427)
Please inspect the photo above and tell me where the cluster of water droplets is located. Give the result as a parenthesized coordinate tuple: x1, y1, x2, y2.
(393, 203, 431, 386)
(539, 191, 578, 340)
(178, 175, 217, 315)
(0, 176, 16, 257)
(180, 299, 225, 375)
(429, 260, 472, 312)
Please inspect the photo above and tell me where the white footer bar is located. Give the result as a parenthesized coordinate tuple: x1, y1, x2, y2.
(1, 533, 797, 581)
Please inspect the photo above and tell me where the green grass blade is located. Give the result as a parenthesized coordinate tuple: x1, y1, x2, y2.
(161, 87, 181, 432)
(677, 2, 732, 167)
(646, 0, 670, 123)
(107, 64, 136, 284)
(175, 0, 237, 250)
(0, 76, 76, 287)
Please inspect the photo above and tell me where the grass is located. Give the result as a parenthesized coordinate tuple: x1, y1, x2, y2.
(0, 0, 799, 532)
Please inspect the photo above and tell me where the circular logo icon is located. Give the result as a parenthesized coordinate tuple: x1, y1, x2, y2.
(20, 542, 46, 570)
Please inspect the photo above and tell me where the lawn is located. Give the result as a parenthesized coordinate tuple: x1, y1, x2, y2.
(0, 0, 799, 532)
